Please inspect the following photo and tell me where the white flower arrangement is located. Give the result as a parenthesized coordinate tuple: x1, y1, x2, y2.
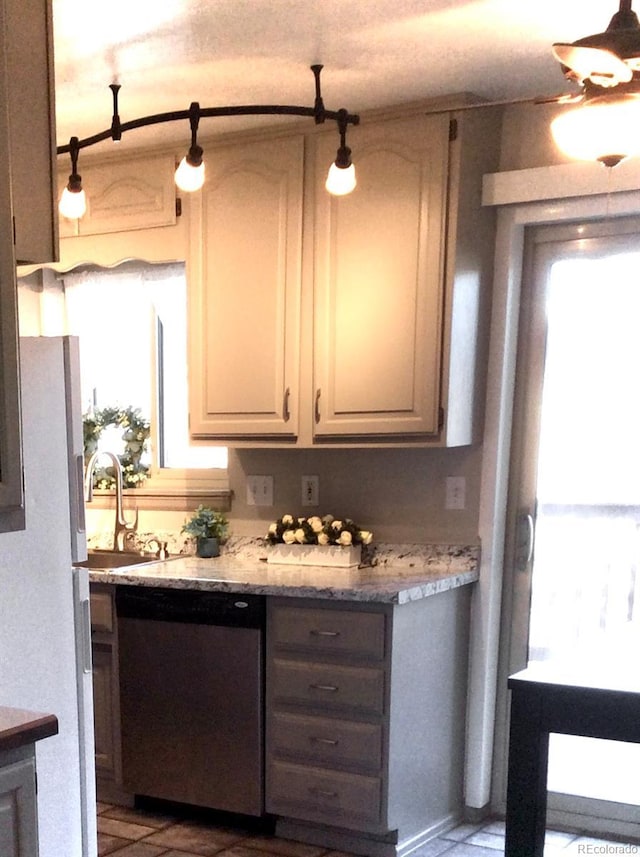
(266, 514, 373, 547)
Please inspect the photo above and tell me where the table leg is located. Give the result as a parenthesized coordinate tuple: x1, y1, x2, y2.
(505, 688, 549, 857)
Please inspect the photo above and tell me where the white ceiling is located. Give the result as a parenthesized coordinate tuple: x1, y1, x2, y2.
(51, 0, 619, 154)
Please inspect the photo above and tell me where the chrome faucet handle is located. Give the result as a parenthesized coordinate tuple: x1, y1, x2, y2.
(143, 536, 169, 560)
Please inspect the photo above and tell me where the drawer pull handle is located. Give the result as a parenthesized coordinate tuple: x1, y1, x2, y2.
(310, 630, 340, 637)
(309, 683, 339, 692)
(311, 736, 339, 745)
(312, 788, 338, 799)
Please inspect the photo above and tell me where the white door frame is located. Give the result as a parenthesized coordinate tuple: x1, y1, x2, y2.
(465, 165, 640, 813)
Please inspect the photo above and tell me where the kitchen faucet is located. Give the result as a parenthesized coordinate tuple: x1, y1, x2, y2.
(84, 450, 138, 551)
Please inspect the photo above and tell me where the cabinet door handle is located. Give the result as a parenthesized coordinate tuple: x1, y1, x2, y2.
(309, 683, 339, 692)
(310, 629, 340, 637)
(314, 388, 321, 423)
(283, 387, 290, 423)
(81, 598, 92, 675)
(310, 736, 339, 745)
(311, 788, 338, 798)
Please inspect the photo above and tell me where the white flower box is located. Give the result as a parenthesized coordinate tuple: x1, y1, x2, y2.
(267, 544, 362, 568)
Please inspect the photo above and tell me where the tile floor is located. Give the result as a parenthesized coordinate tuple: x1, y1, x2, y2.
(97, 803, 640, 857)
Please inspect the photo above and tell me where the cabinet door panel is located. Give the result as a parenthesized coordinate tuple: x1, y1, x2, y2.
(92, 643, 116, 777)
(6, 0, 57, 264)
(314, 114, 450, 437)
(189, 135, 303, 438)
(0, 757, 38, 857)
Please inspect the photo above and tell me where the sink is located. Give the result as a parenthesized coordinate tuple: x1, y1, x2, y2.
(73, 550, 168, 570)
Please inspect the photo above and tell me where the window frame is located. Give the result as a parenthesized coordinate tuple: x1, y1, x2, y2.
(17, 259, 230, 510)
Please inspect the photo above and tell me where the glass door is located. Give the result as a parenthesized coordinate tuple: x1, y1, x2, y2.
(501, 217, 640, 836)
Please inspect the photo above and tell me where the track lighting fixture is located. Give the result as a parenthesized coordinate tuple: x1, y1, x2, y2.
(325, 108, 357, 196)
(56, 66, 359, 220)
(58, 136, 87, 220)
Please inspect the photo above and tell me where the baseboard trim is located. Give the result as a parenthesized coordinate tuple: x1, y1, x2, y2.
(463, 803, 493, 824)
(276, 813, 463, 857)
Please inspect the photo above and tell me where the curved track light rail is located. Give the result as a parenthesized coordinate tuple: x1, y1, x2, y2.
(57, 65, 360, 217)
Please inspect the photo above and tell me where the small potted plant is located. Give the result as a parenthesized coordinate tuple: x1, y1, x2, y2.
(182, 505, 229, 558)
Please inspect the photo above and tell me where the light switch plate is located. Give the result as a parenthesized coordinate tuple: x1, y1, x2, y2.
(301, 475, 319, 507)
(445, 476, 466, 510)
(246, 475, 274, 506)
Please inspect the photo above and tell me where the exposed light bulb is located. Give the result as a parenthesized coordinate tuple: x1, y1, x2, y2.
(551, 96, 640, 167)
(175, 147, 205, 192)
(325, 162, 357, 196)
(58, 186, 87, 219)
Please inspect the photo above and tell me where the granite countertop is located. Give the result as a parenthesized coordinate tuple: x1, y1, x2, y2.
(0, 707, 58, 754)
(87, 541, 480, 604)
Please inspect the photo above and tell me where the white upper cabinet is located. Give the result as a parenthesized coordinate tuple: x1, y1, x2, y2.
(5, 0, 58, 264)
(188, 106, 502, 447)
(312, 114, 450, 439)
(188, 135, 304, 439)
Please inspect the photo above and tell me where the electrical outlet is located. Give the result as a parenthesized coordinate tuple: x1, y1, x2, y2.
(246, 475, 274, 507)
(301, 475, 319, 507)
(445, 476, 466, 511)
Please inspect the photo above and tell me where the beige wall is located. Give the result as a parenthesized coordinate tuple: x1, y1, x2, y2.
(228, 445, 482, 544)
(498, 101, 574, 172)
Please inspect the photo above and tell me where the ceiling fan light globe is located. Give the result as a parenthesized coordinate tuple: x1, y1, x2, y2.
(58, 186, 87, 219)
(550, 96, 640, 164)
(174, 156, 205, 192)
(325, 162, 357, 196)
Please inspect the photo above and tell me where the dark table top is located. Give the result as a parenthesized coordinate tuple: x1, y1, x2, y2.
(0, 706, 58, 753)
(509, 662, 640, 695)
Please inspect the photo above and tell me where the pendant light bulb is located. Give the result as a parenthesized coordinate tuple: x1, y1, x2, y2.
(59, 135, 86, 219)
(176, 103, 205, 192)
(326, 109, 357, 196)
(175, 146, 205, 192)
(59, 185, 87, 219)
(325, 160, 357, 196)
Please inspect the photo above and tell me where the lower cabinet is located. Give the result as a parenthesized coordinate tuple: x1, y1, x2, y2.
(0, 749, 38, 857)
(90, 585, 127, 804)
(265, 592, 471, 857)
(88, 583, 472, 856)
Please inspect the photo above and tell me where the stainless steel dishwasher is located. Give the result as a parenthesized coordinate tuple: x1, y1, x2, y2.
(116, 586, 265, 816)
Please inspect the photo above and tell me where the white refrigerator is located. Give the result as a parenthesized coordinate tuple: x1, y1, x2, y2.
(0, 335, 96, 857)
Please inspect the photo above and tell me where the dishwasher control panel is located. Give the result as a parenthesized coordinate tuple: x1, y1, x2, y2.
(115, 585, 265, 628)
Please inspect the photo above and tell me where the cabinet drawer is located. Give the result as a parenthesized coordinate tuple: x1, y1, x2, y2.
(272, 659, 384, 715)
(271, 606, 385, 660)
(271, 711, 383, 771)
(269, 760, 381, 825)
(90, 591, 113, 633)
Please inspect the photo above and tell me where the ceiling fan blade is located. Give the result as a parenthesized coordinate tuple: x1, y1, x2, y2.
(534, 91, 585, 105)
(552, 43, 633, 85)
